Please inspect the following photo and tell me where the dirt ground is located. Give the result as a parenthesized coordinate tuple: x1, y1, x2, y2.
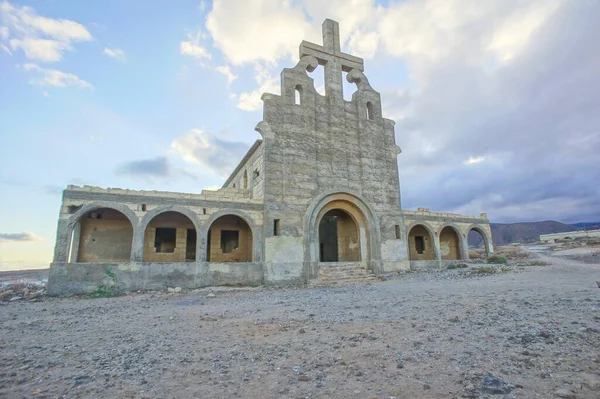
(1, 246, 599, 399)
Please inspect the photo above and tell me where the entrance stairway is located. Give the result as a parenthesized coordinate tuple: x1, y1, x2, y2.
(311, 262, 379, 286)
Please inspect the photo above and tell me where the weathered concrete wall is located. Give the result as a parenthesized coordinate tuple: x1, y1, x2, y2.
(408, 225, 435, 261)
(439, 226, 460, 260)
(403, 209, 493, 269)
(48, 261, 264, 296)
(207, 215, 253, 262)
(540, 229, 600, 243)
(144, 212, 195, 262)
(52, 186, 264, 265)
(77, 208, 133, 262)
(223, 140, 265, 200)
(48, 19, 494, 293)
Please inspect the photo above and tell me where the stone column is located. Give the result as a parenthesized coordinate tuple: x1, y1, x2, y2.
(69, 221, 81, 263)
(130, 222, 145, 262)
(52, 220, 71, 263)
(433, 233, 442, 265)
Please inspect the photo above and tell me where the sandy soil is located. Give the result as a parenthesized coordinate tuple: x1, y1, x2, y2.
(1, 248, 599, 399)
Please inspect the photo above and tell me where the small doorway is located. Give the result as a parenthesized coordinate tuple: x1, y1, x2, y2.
(318, 209, 359, 262)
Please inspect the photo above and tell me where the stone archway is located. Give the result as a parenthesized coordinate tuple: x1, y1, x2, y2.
(407, 224, 435, 261)
(73, 207, 134, 263)
(142, 211, 197, 262)
(305, 191, 380, 275)
(439, 226, 462, 260)
(206, 215, 253, 262)
(318, 208, 360, 262)
(467, 226, 493, 259)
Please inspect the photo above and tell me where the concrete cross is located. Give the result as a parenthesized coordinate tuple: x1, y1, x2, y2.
(299, 19, 363, 99)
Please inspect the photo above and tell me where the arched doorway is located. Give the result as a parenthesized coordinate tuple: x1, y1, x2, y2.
(74, 208, 133, 262)
(143, 212, 197, 262)
(467, 227, 491, 259)
(318, 209, 360, 262)
(408, 224, 435, 260)
(439, 226, 462, 260)
(207, 215, 253, 262)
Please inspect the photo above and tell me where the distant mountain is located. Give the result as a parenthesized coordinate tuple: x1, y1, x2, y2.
(468, 220, 575, 246)
(571, 222, 600, 230)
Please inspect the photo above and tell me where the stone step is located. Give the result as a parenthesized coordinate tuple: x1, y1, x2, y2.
(312, 262, 380, 286)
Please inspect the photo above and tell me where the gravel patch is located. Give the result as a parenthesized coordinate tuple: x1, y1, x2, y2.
(1, 250, 599, 398)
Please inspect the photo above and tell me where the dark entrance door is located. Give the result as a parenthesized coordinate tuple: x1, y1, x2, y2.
(319, 214, 338, 262)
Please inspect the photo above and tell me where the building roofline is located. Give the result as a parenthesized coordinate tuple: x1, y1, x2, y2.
(222, 139, 263, 187)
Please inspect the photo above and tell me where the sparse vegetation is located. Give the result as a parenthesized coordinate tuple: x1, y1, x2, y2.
(89, 265, 118, 298)
(523, 260, 550, 267)
(447, 263, 468, 270)
(486, 255, 508, 264)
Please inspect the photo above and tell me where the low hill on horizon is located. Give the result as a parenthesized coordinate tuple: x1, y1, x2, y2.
(469, 220, 578, 246)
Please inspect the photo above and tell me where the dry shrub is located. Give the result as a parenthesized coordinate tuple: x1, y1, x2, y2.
(468, 248, 487, 260)
(494, 246, 531, 260)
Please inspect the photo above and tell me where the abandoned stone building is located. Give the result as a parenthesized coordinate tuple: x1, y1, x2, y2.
(48, 20, 493, 295)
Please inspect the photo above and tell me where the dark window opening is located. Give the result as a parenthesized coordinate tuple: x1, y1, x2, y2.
(274, 219, 280, 236)
(185, 229, 196, 261)
(67, 205, 82, 214)
(88, 212, 103, 219)
(233, 183, 236, 188)
(155, 228, 176, 253)
(295, 85, 302, 105)
(243, 170, 248, 189)
(221, 230, 239, 253)
(395, 225, 401, 239)
(367, 101, 374, 120)
(415, 236, 425, 254)
(253, 170, 260, 178)
(202, 208, 207, 215)
(141, 204, 147, 212)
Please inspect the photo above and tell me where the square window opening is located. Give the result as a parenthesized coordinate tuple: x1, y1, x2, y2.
(155, 228, 176, 253)
(221, 230, 239, 253)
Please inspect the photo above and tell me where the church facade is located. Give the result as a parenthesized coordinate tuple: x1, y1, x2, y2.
(48, 20, 493, 295)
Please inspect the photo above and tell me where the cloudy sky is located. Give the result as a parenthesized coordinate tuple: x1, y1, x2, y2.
(1, 0, 599, 270)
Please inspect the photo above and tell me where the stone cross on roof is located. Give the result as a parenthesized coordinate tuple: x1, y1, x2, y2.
(299, 19, 364, 100)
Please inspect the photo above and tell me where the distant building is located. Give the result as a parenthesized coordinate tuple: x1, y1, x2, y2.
(48, 20, 493, 295)
(540, 229, 600, 243)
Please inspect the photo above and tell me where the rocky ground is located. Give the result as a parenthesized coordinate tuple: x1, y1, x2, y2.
(1, 246, 599, 399)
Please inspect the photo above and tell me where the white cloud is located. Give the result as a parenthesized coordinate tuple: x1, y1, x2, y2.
(103, 47, 127, 62)
(465, 156, 485, 165)
(23, 63, 93, 89)
(170, 129, 251, 177)
(206, 0, 310, 65)
(0, 232, 43, 242)
(0, 42, 11, 55)
(347, 30, 379, 59)
(180, 38, 211, 59)
(0, 0, 92, 62)
(216, 64, 237, 84)
(236, 64, 280, 111)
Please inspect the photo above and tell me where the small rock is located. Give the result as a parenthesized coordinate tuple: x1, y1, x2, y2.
(554, 388, 576, 399)
(481, 376, 513, 395)
(206, 293, 216, 298)
(9, 296, 23, 302)
(423, 384, 431, 390)
(299, 328, 306, 334)
(174, 287, 182, 293)
(298, 375, 310, 381)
